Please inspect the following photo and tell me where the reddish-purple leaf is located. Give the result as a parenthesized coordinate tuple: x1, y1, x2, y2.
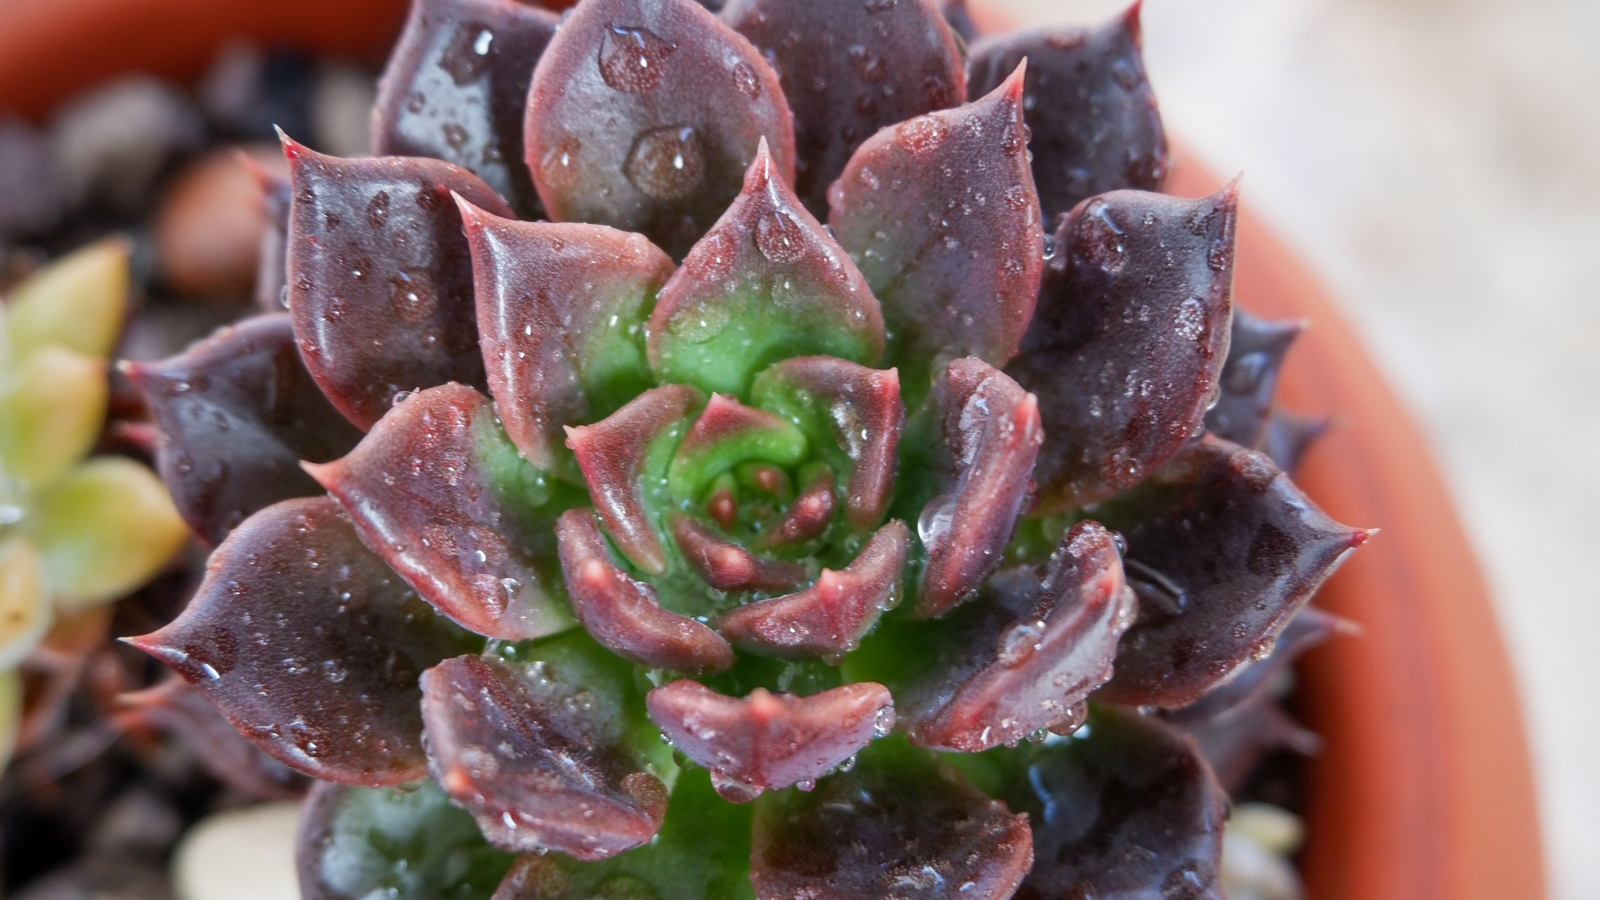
(647, 680, 893, 802)
(716, 520, 909, 662)
(1204, 308, 1302, 448)
(555, 508, 734, 675)
(115, 679, 308, 800)
(1094, 435, 1369, 708)
(125, 497, 477, 786)
(1177, 693, 1321, 792)
(1006, 706, 1227, 900)
(668, 391, 809, 499)
(896, 521, 1138, 752)
(750, 356, 904, 532)
(1007, 186, 1238, 512)
(253, 163, 291, 311)
(966, 3, 1168, 220)
(460, 202, 673, 473)
(1262, 409, 1329, 475)
(829, 64, 1043, 390)
(723, 0, 965, 215)
(916, 359, 1043, 619)
(372, 0, 558, 216)
(756, 465, 836, 549)
(1165, 605, 1351, 727)
(126, 313, 362, 545)
(670, 514, 806, 592)
(306, 384, 575, 642)
(647, 141, 884, 395)
(283, 138, 512, 429)
(523, 0, 794, 258)
(939, 0, 978, 44)
(566, 384, 704, 575)
(751, 738, 1033, 900)
(422, 653, 670, 859)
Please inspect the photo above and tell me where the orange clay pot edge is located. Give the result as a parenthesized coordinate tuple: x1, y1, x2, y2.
(0, 1, 1546, 898)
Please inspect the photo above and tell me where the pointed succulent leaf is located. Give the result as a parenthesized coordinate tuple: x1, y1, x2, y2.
(22, 457, 187, 609)
(1262, 410, 1329, 475)
(524, 0, 795, 258)
(1176, 692, 1321, 792)
(373, 0, 558, 216)
(750, 737, 1033, 900)
(126, 497, 479, 785)
(0, 536, 51, 672)
(1007, 186, 1238, 512)
(829, 66, 1043, 393)
(1093, 435, 1369, 708)
(723, 0, 966, 215)
(492, 768, 755, 900)
(991, 706, 1227, 900)
(670, 514, 807, 592)
(669, 392, 808, 501)
(284, 138, 512, 429)
(254, 163, 292, 311)
(755, 464, 836, 550)
(966, 4, 1168, 220)
(884, 521, 1138, 752)
(0, 346, 106, 490)
(567, 384, 703, 575)
(127, 314, 363, 545)
(115, 679, 308, 799)
(750, 357, 904, 532)
(555, 508, 734, 674)
(1165, 605, 1350, 727)
(939, 0, 978, 44)
(3, 237, 128, 363)
(647, 680, 893, 802)
(308, 384, 577, 642)
(916, 359, 1043, 619)
(421, 642, 675, 859)
(460, 203, 672, 473)
(299, 780, 516, 900)
(1204, 308, 1302, 448)
(648, 143, 884, 395)
(716, 520, 909, 661)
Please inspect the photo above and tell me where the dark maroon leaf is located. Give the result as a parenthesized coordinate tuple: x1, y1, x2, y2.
(647, 680, 893, 802)
(829, 64, 1044, 392)
(460, 202, 673, 473)
(716, 520, 910, 662)
(647, 141, 885, 395)
(723, 0, 965, 215)
(916, 359, 1042, 619)
(307, 384, 576, 642)
(895, 521, 1138, 752)
(422, 652, 671, 859)
(523, 0, 794, 258)
(114, 679, 308, 800)
(750, 738, 1033, 900)
(1007, 186, 1238, 512)
(967, 4, 1167, 220)
(566, 384, 704, 575)
(125, 497, 478, 786)
(125, 313, 362, 545)
(1262, 409, 1329, 475)
(1176, 693, 1321, 792)
(555, 508, 734, 674)
(1003, 706, 1227, 900)
(751, 356, 904, 532)
(283, 137, 512, 429)
(670, 514, 806, 592)
(939, 0, 978, 44)
(251, 161, 291, 311)
(372, 0, 558, 216)
(1093, 435, 1369, 708)
(1204, 308, 1302, 448)
(1165, 605, 1351, 727)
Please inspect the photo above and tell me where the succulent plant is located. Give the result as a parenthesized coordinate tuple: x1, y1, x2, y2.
(127, 0, 1369, 897)
(0, 239, 189, 768)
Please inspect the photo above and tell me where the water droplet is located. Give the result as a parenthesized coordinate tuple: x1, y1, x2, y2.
(898, 115, 946, 155)
(846, 45, 886, 83)
(1174, 297, 1207, 342)
(872, 704, 896, 737)
(440, 21, 497, 86)
(755, 209, 806, 263)
(442, 122, 469, 149)
(731, 61, 762, 99)
(599, 25, 675, 93)
(366, 191, 390, 229)
(998, 620, 1044, 667)
(624, 125, 704, 200)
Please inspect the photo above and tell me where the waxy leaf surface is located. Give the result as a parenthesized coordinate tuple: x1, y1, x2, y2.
(648, 143, 884, 395)
(723, 0, 966, 215)
(461, 205, 672, 472)
(309, 384, 577, 642)
(1165, 605, 1348, 727)
(116, 679, 308, 800)
(524, 0, 794, 258)
(966, 5, 1167, 220)
(373, 0, 558, 216)
(750, 738, 1033, 900)
(647, 680, 893, 801)
(1175, 692, 1319, 792)
(1007, 187, 1237, 512)
(127, 497, 478, 786)
(130, 314, 362, 545)
(829, 66, 1043, 393)
(284, 140, 511, 429)
(1262, 410, 1328, 475)
(1094, 435, 1367, 708)
(671, 514, 807, 592)
(1203, 308, 1301, 449)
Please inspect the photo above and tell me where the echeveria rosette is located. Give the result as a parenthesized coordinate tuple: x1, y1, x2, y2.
(126, 0, 1369, 898)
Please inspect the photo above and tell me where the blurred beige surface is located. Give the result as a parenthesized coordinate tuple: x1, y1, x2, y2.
(988, 0, 1599, 895)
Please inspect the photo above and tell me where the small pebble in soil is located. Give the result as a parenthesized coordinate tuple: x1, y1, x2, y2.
(171, 802, 302, 900)
(154, 146, 288, 299)
(0, 118, 67, 238)
(310, 64, 377, 159)
(51, 77, 205, 215)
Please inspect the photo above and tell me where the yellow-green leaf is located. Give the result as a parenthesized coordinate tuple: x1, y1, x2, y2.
(22, 457, 188, 609)
(4, 237, 130, 363)
(0, 346, 108, 491)
(0, 669, 21, 771)
(0, 537, 51, 671)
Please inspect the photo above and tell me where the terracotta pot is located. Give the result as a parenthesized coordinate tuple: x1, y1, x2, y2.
(0, 2, 1545, 898)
